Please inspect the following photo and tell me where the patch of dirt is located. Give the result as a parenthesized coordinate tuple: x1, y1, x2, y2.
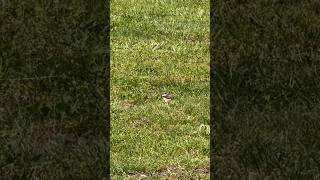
(127, 172, 148, 180)
(133, 117, 149, 128)
(119, 100, 136, 109)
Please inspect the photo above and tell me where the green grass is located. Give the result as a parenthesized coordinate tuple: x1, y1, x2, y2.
(212, 0, 320, 178)
(111, 0, 209, 179)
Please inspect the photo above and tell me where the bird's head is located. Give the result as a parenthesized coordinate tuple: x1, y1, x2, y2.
(161, 92, 168, 97)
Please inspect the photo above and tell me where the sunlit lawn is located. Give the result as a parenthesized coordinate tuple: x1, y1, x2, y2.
(111, 0, 210, 179)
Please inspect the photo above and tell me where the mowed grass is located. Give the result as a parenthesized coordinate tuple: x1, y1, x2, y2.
(111, 0, 209, 179)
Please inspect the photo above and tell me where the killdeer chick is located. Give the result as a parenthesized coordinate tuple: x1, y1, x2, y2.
(161, 92, 173, 103)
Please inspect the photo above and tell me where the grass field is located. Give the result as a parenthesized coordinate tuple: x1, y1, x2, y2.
(212, 1, 320, 178)
(111, 0, 210, 179)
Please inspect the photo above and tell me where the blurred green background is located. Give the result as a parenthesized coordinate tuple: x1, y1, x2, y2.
(212, 0, 320, 179)
(0, 1, 108, 179)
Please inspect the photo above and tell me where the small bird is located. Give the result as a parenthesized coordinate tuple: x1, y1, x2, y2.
(161, 92, 173, 103)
